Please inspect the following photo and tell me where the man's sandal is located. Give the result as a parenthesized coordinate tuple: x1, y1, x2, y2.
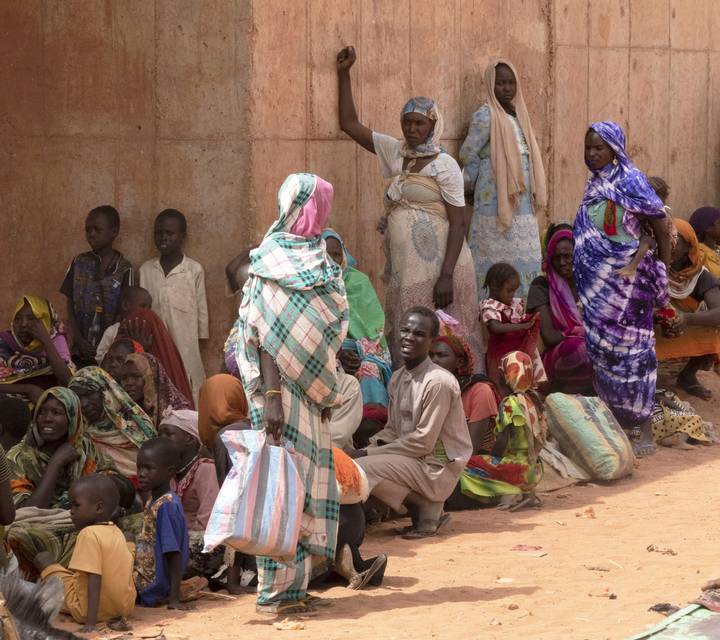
(401, 513, 451, 539)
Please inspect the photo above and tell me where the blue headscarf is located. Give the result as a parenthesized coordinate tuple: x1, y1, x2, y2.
(400, 97, 446, 158)
(320, 230, 357, 270)
(581, 122, 665, 219)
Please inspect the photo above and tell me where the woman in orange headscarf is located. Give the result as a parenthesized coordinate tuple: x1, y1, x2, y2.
(657, 219, 720, 400)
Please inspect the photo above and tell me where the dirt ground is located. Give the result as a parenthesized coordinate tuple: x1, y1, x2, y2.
(55, 371, 720, 640)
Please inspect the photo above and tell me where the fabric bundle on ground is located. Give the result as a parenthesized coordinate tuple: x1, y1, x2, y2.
(544, 393, 634, 481)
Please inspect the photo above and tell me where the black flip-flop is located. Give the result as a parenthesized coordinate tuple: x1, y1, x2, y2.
(354, 554, 388, 590)
(401, 513, 451, 540)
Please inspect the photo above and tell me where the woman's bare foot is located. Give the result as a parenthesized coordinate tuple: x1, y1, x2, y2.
(660, 432, 696, 450)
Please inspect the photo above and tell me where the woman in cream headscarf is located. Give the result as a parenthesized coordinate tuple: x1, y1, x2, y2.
(337, 45, 485, 371)
(460, 59, 547, 301)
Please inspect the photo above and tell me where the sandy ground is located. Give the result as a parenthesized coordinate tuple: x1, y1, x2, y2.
(54, 371, 720, 640)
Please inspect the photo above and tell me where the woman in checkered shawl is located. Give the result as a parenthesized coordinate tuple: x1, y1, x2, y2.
(236, 173, 349, 616)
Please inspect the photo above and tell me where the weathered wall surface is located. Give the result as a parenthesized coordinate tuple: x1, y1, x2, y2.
(1, 0, 719, 374)
(552, 0, 720, 221)
(1, 0, 253, 373)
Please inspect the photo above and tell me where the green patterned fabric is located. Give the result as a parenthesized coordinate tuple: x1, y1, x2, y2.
(8, 387, 118, 509)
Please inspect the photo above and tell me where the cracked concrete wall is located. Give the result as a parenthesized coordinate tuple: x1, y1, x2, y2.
(1, 0, 719, 374)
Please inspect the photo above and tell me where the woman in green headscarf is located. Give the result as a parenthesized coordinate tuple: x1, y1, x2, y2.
(8, 387, 118, 510)
(69, 367, 156, 478)
(6, 387, 120, 576)
(321, 230, 392, 409)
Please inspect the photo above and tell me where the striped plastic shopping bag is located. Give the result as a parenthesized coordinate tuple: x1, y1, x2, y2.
(203, 429, 306, 564)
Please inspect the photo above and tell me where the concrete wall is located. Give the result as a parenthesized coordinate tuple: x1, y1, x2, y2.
(2, 0, 719, 374)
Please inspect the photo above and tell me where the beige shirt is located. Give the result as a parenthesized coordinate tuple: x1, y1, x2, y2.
(367, 357, 471, 465)
(139, 256, 209, 403)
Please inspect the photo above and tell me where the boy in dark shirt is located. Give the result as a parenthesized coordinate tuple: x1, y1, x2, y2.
(60, 206, 134, 367)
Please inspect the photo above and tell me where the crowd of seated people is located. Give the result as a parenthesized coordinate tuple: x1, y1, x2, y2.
(2, 70, 720, 627)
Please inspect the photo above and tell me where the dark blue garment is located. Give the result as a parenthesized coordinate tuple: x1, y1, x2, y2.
(139, 492, 189, 608)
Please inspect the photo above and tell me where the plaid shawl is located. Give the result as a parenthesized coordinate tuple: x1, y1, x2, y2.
(237, 174, 348, 426)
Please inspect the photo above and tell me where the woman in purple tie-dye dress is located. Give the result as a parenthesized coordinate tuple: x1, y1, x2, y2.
(572, 122, 671, 458)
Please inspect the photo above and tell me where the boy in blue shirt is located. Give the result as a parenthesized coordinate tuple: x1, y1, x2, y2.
(133, 437, 192, 610)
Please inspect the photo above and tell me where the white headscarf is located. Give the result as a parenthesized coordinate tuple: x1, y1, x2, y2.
(160, 409, 200, 443)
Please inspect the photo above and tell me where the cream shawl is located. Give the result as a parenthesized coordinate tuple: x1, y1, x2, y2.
(485, 59, 547, 232)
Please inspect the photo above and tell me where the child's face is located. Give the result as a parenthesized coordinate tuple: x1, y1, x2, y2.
(325, 237, 344, 266)
(154, 216, 185, 255)
(157, 422, 196, 457)
(136, 449, 174, 492)
(102, 341, 134, 381)
(85, 213, 118, 253)
(493, 275, 520, 306)
(36, 397, 69, 445)
(68, 484, 103, 529)
(126, 290, 153, 314)
(120, 361, 145, 403)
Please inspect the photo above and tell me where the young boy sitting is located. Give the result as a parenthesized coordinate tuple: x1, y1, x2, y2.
(33, 474, 136, 634)
(0, 397, 31, 452)
(95, 286, 153, 365)
(133, 437, 192, 610)
(139, 210, 208, 404)
(60, 205, 134, 367)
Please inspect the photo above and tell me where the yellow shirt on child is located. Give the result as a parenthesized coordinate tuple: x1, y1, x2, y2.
(65, 524, 136, 622)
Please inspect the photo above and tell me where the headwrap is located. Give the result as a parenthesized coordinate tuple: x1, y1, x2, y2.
(238, 174, 348, 426)
(320, 229, 357, 271)
(582, 123, 665, 233)
(119, 309, 194, 408)
(198, 374, 249, 448)
(546, 230, 584, 335)
(9, 297, 63, 353)
(667, 219, 706, 302)
(320, 229, 391, 407)
(30, 387, 82, 447)
(8, 387, 118, 509)
(689, 207, 720, 241)
(435, 334, 498, 396)
(484, 60, 547, 232)
(109, 338, 145, 354)
(69, 366, 155, 446)
(1, 297, 73, 386)
(498, 351, 547, 465)
(160, 409, 200, 443)
(124, 352, 192, 427)
(290, 177, 333, 237)
(541, 220, 574, 263)
(399, 97, 446, 158)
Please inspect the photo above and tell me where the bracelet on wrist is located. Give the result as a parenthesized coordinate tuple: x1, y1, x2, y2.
(265, 389, 281, 395)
